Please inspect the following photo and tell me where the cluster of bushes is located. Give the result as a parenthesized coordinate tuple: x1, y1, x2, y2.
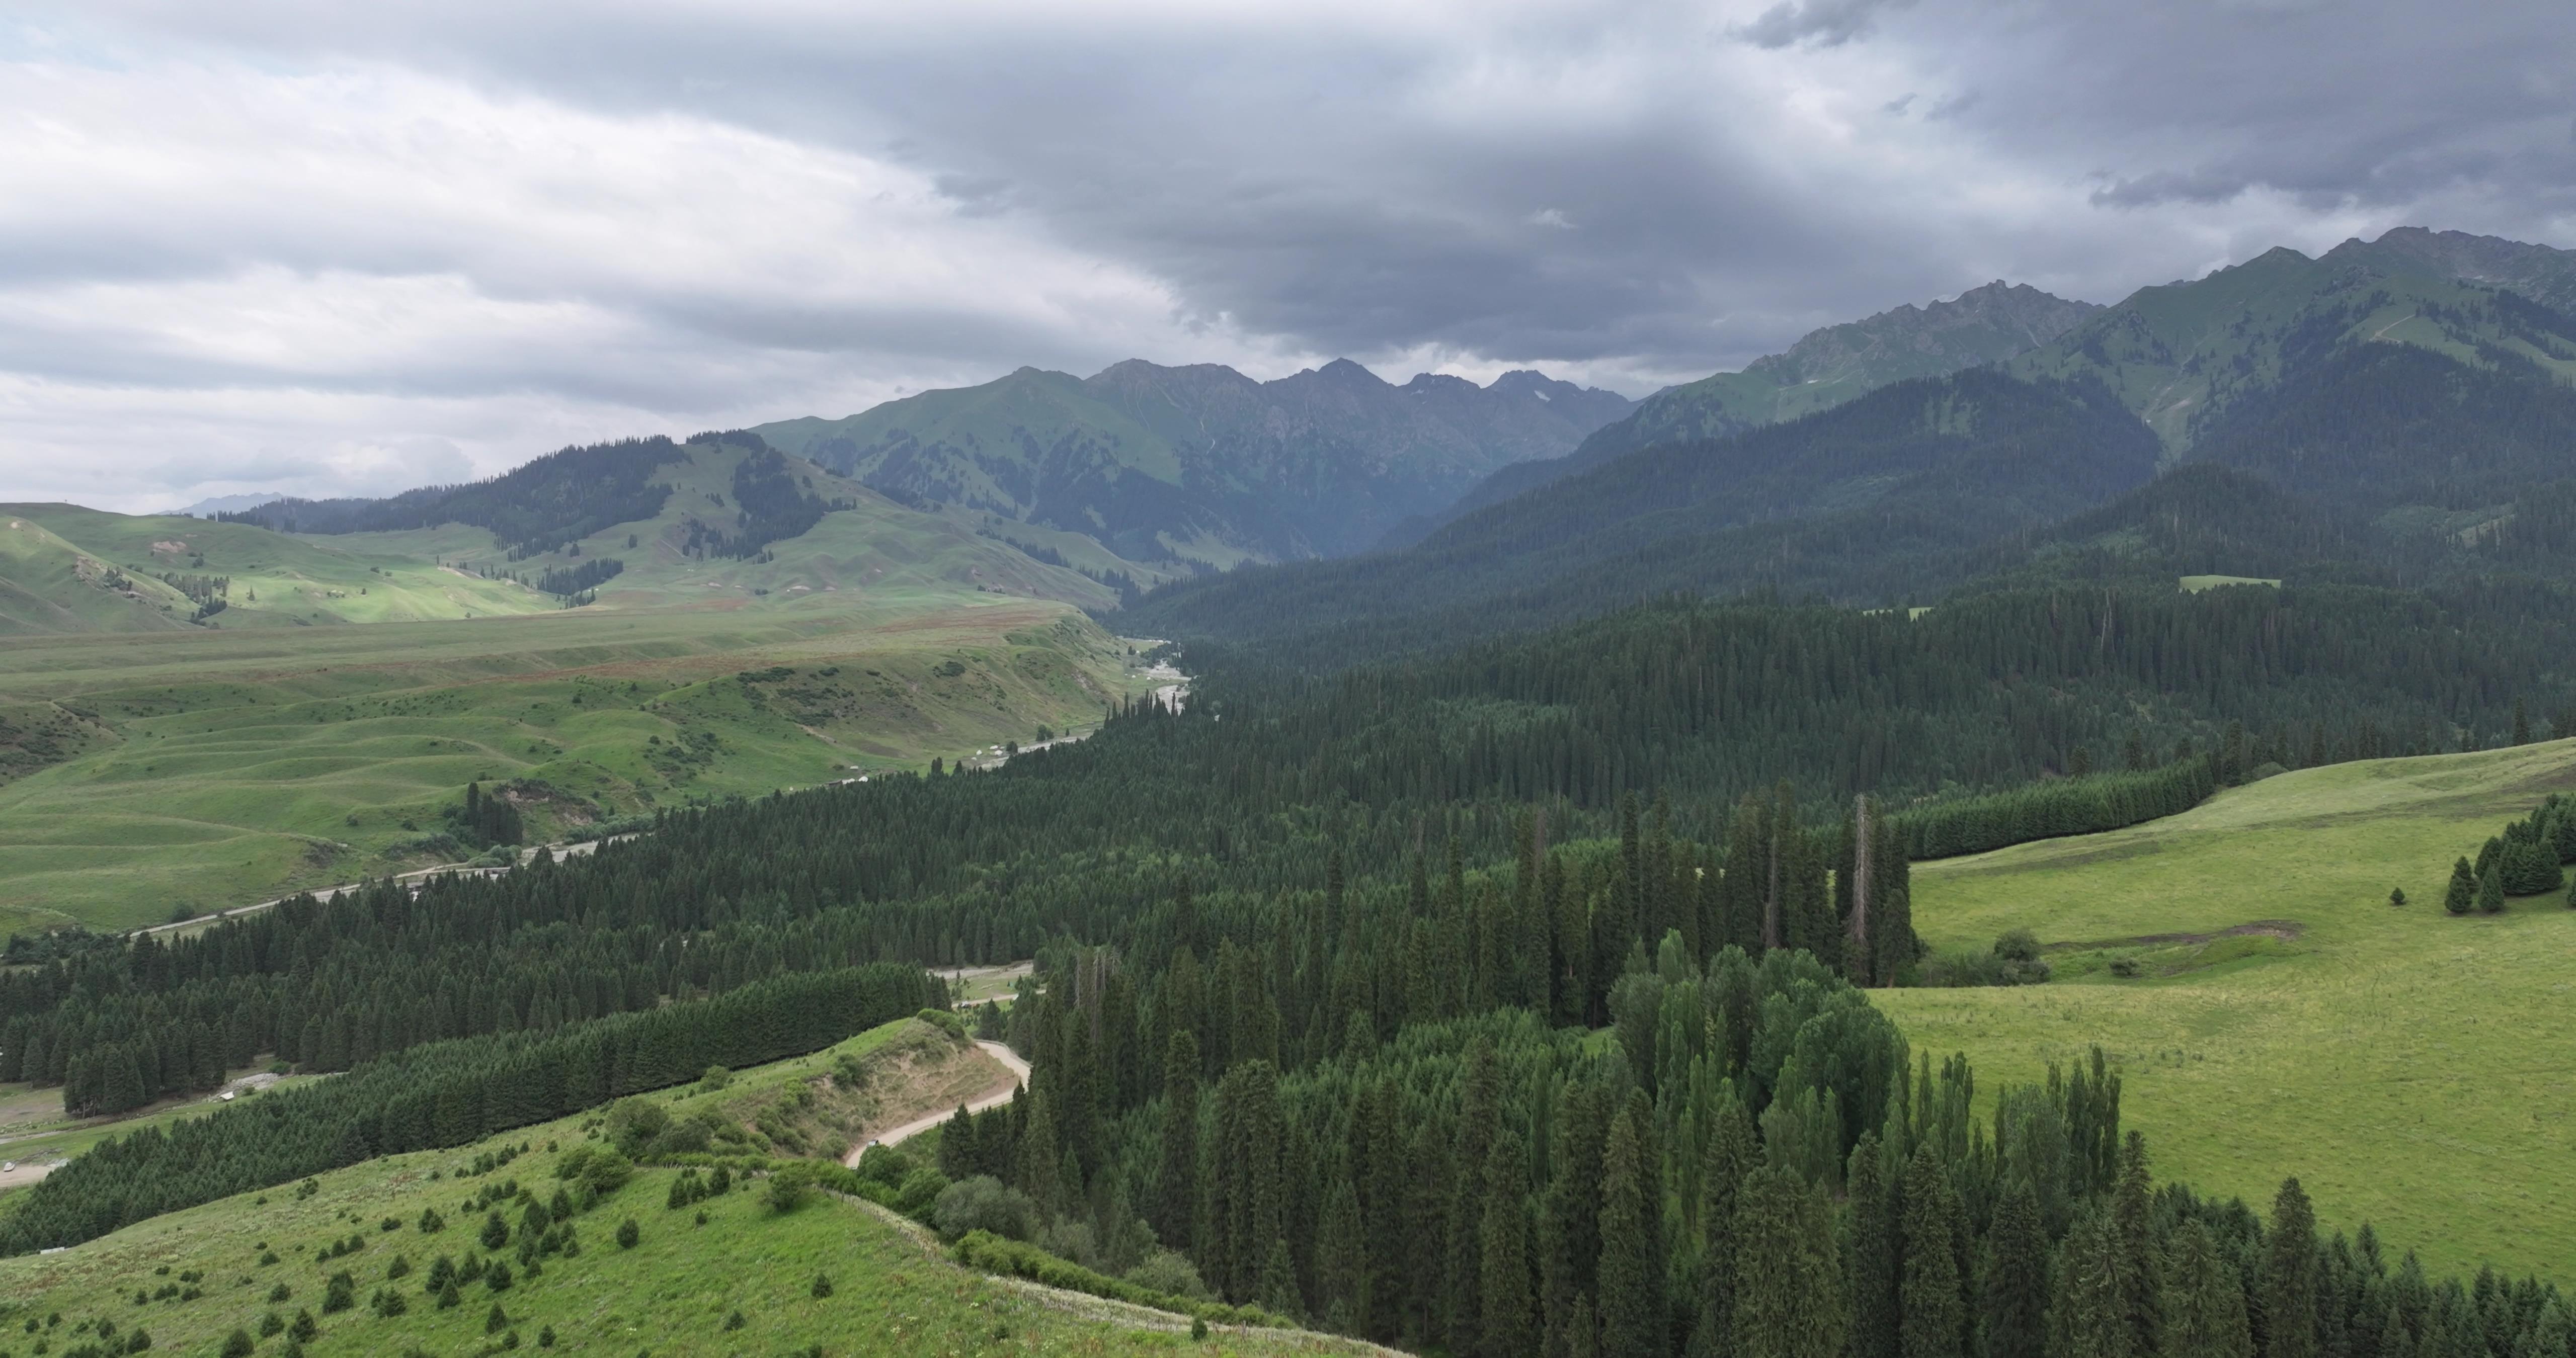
(1914, 928, 2054, 987)
(2444, 793, 2576, 914)
(951, 1230, 1274, 1328)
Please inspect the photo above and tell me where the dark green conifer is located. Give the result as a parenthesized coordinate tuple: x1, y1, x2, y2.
(1731, 1164, 1845, 1358)
(2162, 1220, 2252, 1358)
(2265, 1178, 2320, 1358)
(1899, 1144, 1964, 1358)
(2053, 1209, 2131, 1358)
(1479, 1129, 1535, 1358)
(2446, 858, 2476, 916)
(1842, 1132, 1900, 1358)
(2478, 860, 2506, 915)
(1981, 1176, 2049, 1358)
(1595, 1111, 1658, 1358)
(1155, 1030, 1200, 1253)
(1687, 1092, 1760, 1358)
(1316, 1176, 1368, 1334)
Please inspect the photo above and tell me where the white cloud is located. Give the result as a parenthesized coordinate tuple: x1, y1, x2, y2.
(0, 0, 2570, 511)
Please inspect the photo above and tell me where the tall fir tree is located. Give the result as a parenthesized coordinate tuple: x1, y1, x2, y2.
(1687, 1093, 1760, 1358)
(1479, 1128, 1536, 1358)
(1732, 1164, 1846, 1358)
(2112, 1132, 2161, 1358)
(2054, 1208, 2134, 1358)
(1844, 1131, 1903, 1358)
(2264, 1178, 2320, 1358)
(1316, 1175, 1368, 1334)
(1981, 1176, 2050, 1358)
(2163, 1219, 2255, 1358)
(2477, 860, 2507, 915)
(1596, 1109, 1660, 1358)
(1156, 1030, 1200, 1253)
(1900, 1143, 1966, 1358)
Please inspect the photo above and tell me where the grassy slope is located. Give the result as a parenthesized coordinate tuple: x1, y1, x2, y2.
(7, 504, 549, 628)
(1877, 738, 2576, 1278)
(318, 443, 1183, 615)
(0, 1025, 1362, 1358)
(2013, 250, 2576, 452)
(0, 514, 199, 635)
(0, 602, 1156, 934)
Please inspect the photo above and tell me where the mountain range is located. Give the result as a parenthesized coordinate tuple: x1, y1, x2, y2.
(751, 360, 1634, 565)
(1130, 226, 2576, 655)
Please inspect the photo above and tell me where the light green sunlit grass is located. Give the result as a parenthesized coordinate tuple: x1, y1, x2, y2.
(1878, 738, 2576, 1279)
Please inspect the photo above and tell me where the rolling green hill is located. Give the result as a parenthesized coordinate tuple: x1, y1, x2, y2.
(0, 514, 204, 635)
(0, 1021, 1360, 1358)
(1879, 738, 2576, 1279)
(754, 359, 1632, 564)
(5, 505, 551, 630)
(0, 600, 1155, 933)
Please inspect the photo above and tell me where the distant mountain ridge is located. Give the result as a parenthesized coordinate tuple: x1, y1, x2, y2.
(751, 359, 1633, 566)
(1386, 280, 2104, 545)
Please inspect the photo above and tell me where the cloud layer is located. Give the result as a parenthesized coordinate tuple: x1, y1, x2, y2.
(2, 0, 2571, 510)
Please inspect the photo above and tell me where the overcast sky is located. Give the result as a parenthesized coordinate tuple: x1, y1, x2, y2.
(2, 0, 2570, 511)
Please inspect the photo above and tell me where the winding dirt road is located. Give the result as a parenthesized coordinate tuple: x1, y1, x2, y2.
(840, 1040, 1030, 1166)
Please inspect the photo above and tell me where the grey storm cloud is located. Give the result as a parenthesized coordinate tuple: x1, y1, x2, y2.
(2, 0, 2573, 510)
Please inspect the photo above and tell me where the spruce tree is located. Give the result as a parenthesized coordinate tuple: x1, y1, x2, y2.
(2445, 858, 2476, 916)
(1899, 1144, 1965, 1358)
(1316, 1176, 1368, 1335)
(1595, 1111, 1658, 1358)
(1732, 1164, 1845, 1358)
(2264, 1178, 2320, 1358)
(1156, 1030, 1200, 1253)
(2053, 1209, 2132, 1358)
(2112, 1132, 2161, 1358)
(2478, 860, 2506, 915)
(1843, 1132, 1901, 1358)
(2162, 1220, 2253, 1358)
(1981, 1176, 2049, 1358)
(1479, 1129, 1536, 1358)
(1688, 1093, 1760, 1358)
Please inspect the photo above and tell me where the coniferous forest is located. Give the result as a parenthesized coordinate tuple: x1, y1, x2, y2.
(9, 565, 2576, 1353)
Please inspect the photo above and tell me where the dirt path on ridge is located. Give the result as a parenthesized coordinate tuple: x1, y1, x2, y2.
(841, 1040, 1030, 1165)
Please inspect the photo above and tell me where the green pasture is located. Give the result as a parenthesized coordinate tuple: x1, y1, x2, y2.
(0, 601, 1155, 932)
(0, 1026, 1353, 1358)
(1878, 738, 2576, 1280)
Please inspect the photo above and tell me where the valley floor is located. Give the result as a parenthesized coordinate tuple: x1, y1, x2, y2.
(1880, 738, 2576, 1279)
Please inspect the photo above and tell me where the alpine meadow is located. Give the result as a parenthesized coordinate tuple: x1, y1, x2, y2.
(9, 8, 2576, 1357)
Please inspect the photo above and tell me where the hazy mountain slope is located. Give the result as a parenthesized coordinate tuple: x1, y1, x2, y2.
(2013, 233, 2576, 451)
(2331, 226, 2576, 316)
(1127, 370, 2158, 648)
(1396, 281, 2101, 544)
(753, 358, 1632, 564)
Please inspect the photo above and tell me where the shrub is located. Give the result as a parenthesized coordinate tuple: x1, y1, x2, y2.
(288, 1308, 317, 1342)
(854, 1143, 919, 1187)
(699, 1065, 732, 1093)
(221, 1330, 256, 1358)
(1125, 1250, 1213, 1301)
(480, 1212, 510, 1250)
(487, 1303, 510, 1335)
(811, 1273, 834, 1299)
(615, 1218, 640, 1249)
(722, 1310, 746, 1331)
(487, 1261, 514, 1292)
(765, 1162, 817, 1213)
(933, 1176, 1035, 1242)
(538, 1325, 557, 1348)
(321, 1271, 355, 1314)
(951, 1233, 1269, 1327)
(258, 1313, 285, 1337)
(894, 1166, 949, 1218)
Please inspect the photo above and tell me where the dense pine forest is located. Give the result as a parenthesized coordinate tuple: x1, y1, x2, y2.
(9, 560, 2576, 1354)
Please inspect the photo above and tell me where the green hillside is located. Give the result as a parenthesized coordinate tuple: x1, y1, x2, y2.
(0, 514, 202, 635)
(7, 505, 551, 628)
(313, 440, 1166, 615)
(1879, 738, 2576, 1279)
(2013, 243, 2576, 451)
(0, 1023, 1357, 1358)
(0, 601, 1158, 933)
